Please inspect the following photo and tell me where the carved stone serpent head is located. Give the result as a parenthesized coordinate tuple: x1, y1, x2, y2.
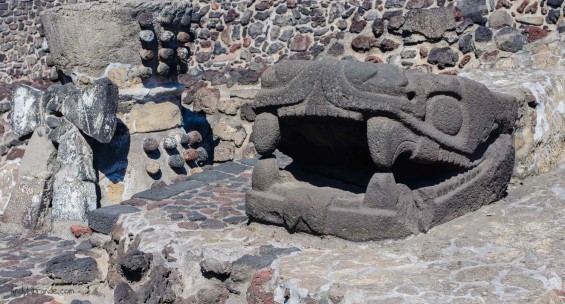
(246, 60, 518, 241)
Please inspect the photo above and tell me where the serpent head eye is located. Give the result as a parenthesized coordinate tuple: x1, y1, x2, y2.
(426, 95, 463, 136)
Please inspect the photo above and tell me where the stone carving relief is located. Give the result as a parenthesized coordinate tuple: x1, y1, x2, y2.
(246, 60, 518, 241)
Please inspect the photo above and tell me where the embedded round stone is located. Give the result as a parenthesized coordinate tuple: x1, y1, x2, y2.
(146, 161, 160, 176)
(160, 31, 175, 44)
(180, 13, 192, 26)
(173, 132, 189, 145)
(162, 137, 177, 150)
(139, 49, 154, 61)
(182, 148, 199, 162)
(160, 10, 174, 25)
(187, 131, 202, 146)
(168, 155, 185, 168)
(143, 138, 159, 153)
(137, 66, 153, 79)
(177, 32, 191, 43)
(139, 30, 155, 43)
(177, 47, 190, 60)
(196, 147, 208, 162)
(157, 62, 170, 75)
(138, 12, 153, 28)
(158, 48, 175, 61)
(253, 112, 280, 155)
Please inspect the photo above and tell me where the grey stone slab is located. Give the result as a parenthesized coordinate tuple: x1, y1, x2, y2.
(87, 205, 140, 234)
(187, 170, 234, 183)
(133, 180, 206, 200)
(213, 162, 249, 175)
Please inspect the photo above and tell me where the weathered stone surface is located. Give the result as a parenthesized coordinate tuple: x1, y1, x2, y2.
(495, 27, 524, 53)
(125, 101, 182, 133)
(114, 282, 139, 304)
(427, 47, 460, 68)
(456, 0, 488, 25)
(214, 141, 236, 162)
(10, 85, 42, 137)
(475, 26, 493, 42)
(119, 250, 152, 282)
(489, 11, 513, 29)
(402, 8, 456, 40)
(59, 78, 118, 143)
(51, 125, 97, 222)
(45, 253, 99, 284)
(193, 87, 220, 114)
(87, 205, 140, 234)
(247, 60, 517, 241)
(2, 129, 56, 229)
(42, 1, 192, 77)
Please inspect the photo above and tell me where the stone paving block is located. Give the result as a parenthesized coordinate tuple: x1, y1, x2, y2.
(236, 157, 258, 166)
(187, 170, 234, 183)
(87, 205, 140, 234)
(133, 180, 205, 200)
(213, 161, 249, 175)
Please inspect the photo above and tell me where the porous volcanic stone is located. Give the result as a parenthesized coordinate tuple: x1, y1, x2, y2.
(402, 7, 456, 40)
(143, 138, 159, 153)
(495, 27, 524, 53)
(427, 47, 459, 69)
(87, 205, 140, 234)
(45, 253, 99, 284)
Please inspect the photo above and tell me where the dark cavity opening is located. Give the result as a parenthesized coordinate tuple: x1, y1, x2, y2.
(391, 153, 468, 190)
(278, 116, 375, 194)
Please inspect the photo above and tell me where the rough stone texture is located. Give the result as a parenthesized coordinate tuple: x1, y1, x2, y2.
(51, 125, 97, 223)
(495, 27, 525, 53)
(10, 85, 43, 137)
(402, 8, 456, 40)
(427, 47, 460, 69)
(41, 1, 191, 77)
(107, 162, 565, 303)
(2, 129, 56, 229)
(45, 253, 99, 284)
(247, 60, 517, 241)
(59, 78, 118, 143)
(460, 69, 565, 180)
(86, 205, 140, 234)
(125, 101, 182, 134)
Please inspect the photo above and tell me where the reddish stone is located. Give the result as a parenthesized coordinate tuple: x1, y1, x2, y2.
(379, 38, 399, 52)
(286, 0, 297, 8)
(147, 200, 170, 211)
(201, 41, 212, 48)
(243, 37, 252, 48)
(481, 50, 499, 61)
(420, 47, 429, 58)
(6, 148, 25, 160)
(365, 55, 384, 63)
(187, 131, 202, 146)
(290, 34, 312, 52)
(459, 54, 471, 68)
(183, 148, 199, 162)
(255, 1, 271, 11)
(496, 0, 512, 8)
(224, 9, 240, 23)
(440, 70, 459, 75)
(177, 32, 191, 43)
(229, 43, 241, 53)
(351, 35, 377, 52)
(211, 2, 219, 10)
(526, 1, 538, 14)
(526, 26, 548, 42)
(139, 49, 154, 61)
(71, 225, 93, 237)
(517, 0, 529, 14)
(177, 221, 199, 230)
(200, 208, 216, 215)
(349, 17, 367, 33)
(247, 269, 276, 304)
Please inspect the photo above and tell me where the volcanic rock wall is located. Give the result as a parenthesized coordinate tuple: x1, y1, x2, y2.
(0, 0, 564, 211)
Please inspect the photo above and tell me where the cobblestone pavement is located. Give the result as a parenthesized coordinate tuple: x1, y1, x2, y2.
(0, 157, 564, 303)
